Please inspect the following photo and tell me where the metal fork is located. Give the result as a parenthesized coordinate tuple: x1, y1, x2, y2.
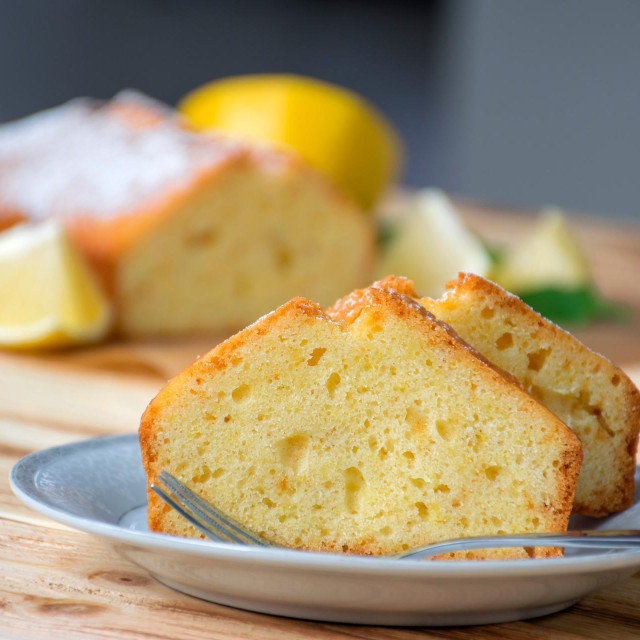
(151, 472, 640, 559)
(152, 471, 278, 547)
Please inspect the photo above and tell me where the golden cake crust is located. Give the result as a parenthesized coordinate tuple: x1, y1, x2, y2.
(329, 276, 526, 392)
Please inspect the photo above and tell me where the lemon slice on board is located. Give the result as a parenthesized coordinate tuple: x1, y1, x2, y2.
(492, 208, 591, 293)
(179, 74, 402, 210)
(0, 221, 111, 349)
(376, 190, 491, 297)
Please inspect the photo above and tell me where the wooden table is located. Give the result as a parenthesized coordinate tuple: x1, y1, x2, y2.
(1, 205, 640, 639)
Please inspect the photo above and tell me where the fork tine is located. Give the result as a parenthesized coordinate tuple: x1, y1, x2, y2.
(158, 471, 276, 547)
(155, 474, 249, 544)
(151, 484, 240, 543)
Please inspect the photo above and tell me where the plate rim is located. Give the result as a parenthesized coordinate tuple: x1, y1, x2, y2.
(10, 433, 640, 579)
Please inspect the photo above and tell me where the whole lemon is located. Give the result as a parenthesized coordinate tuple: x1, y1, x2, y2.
(179, 74, 402, 210)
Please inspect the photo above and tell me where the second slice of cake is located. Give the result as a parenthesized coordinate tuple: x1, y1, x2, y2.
(140, 285, 581, 558)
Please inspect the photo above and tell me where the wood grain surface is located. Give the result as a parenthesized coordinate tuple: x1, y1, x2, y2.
(1, 204, 639, 639)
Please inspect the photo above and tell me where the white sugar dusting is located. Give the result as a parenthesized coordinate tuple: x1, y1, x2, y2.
(0, 91, 240, 220)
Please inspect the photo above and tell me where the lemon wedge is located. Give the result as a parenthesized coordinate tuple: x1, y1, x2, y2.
(0, 221, 111, 349)
(376, 190, 491, 297)
(492, 208, 591, 293)
(179, 74, 402, 210)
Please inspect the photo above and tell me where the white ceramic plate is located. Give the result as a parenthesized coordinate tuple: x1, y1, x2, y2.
(10, 434, 640, 626)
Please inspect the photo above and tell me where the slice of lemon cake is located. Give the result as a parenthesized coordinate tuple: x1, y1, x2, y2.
(0, 91, 374, 337)
(140, 287, 581, 559)
(381, 272, 638, 516)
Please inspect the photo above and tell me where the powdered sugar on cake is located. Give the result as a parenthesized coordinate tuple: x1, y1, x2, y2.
(0, 91, 242, 220)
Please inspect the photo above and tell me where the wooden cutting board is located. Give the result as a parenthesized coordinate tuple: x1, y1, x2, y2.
(1, 204, 640, 639)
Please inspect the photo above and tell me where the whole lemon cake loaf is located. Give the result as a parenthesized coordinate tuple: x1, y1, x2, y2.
(0, 91, 374, 336)
(377, 273, 639, 516)
(140, 285, 582, 559)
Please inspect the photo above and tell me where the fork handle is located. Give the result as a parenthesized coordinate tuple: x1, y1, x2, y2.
(396, 530, 640, 560)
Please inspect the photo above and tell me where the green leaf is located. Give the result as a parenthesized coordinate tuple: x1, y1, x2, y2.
(377, 220, 398, 250)
(483, 242, 505, 269)
(518, 286, 631, 327)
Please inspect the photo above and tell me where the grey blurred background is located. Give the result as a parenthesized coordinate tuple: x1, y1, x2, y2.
(1, 0, 638, 221)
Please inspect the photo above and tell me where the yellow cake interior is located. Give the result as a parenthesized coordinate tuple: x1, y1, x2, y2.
(118, 165, 373, 335)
